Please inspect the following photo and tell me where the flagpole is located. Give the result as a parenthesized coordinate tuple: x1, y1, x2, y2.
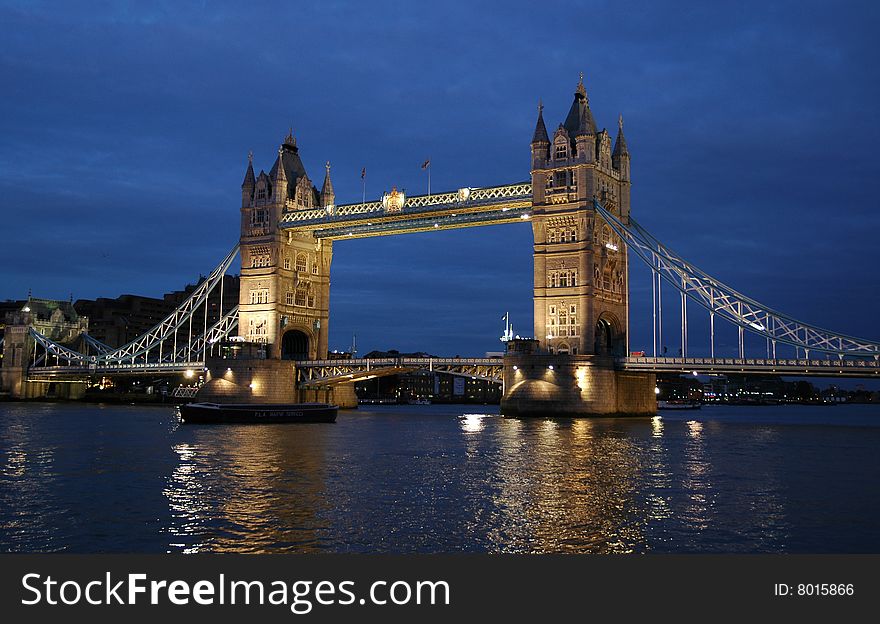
(361, 169, 366, 206)
(428, 160, 431, 197)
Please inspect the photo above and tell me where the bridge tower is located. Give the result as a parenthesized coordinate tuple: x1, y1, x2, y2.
(238, 132, 333, 360)
(530, 74, 631, 357)
(502, 75, 653, 417)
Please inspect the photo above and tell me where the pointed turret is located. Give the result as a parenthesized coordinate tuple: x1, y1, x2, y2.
(612, 114, 628, 159)
(321, 161, 335, 210)
(612, 114, 630, 183)
(274, 146, 288, 202)
(242, 151, 256, 187)
(269, 128, 310, 202)
(275, 147, 287, 181)
(532, 100, 549, 144)
(563, 72, 597, 138)
(241, 151, 255, 207)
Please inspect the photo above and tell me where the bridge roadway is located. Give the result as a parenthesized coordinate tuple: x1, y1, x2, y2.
(26, 355, 880, 385)
(296, 355, 880, 388)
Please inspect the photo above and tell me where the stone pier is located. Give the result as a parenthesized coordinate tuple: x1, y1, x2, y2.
(500, 341, 655, 417)
(196, 342, 357, 408)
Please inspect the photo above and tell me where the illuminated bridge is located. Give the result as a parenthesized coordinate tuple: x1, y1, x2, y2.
(11, 76, 880, 409)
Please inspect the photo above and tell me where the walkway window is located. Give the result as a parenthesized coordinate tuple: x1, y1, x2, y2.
(295, 286, 308, 307)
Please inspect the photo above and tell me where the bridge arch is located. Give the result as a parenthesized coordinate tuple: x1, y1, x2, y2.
(281, 328, 311, 360)
(594, 312, 624, 356)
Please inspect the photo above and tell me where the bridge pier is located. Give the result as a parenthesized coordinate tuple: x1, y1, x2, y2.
(300, 383, 358, 409)
(196, 350, 298, 404)
(501, 341, 655, 417)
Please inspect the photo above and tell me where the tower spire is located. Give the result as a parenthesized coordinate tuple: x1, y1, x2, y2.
(532, 99, 549, 144)
(275, 146, 287, 182)
(564, 72, 596, 137)
(577, 71, 586, 98)
(242, 150, 256, 188)
(284, 127, 296, 148)
(321, 160, 335, 207)
(613, 113, 628, 158)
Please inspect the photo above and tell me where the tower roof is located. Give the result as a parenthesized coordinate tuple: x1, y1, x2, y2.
(563, 73, 597, 138)
(242, 151, 255, 188)
(321, 161, 335, 198)
(274, 147, 287, 182)
(613, 114, 628, 158)
(268, 134, 310, 196)
(532, 101, 549, 144)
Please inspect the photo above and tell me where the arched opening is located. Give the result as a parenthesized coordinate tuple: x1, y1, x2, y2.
(281, 329, 310, 361)
(557, 342, 570, 355)
(594, 313, 624, 356)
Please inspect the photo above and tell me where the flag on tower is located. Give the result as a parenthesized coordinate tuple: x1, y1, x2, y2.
(421, 159, 430, 169)
(361, 167, 366, 179)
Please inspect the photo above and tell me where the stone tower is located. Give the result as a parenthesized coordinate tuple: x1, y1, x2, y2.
(238, 132, 333, 360)
(530, 75, 631, 357)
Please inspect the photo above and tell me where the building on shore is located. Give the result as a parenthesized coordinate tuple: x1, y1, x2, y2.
(1, 296, 89, 398)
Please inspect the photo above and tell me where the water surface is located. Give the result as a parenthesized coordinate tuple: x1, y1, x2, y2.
(1, 402, 878, 553)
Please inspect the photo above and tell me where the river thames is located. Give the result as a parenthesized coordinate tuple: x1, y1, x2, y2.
(1, 402, 878, 553)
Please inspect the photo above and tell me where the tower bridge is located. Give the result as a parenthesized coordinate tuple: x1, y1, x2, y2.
(6, 74, 880, 411)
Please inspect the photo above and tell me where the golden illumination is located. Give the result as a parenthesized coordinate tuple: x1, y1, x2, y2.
(382, 186, 405, 212)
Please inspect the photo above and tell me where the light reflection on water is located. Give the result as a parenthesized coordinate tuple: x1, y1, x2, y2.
(1, 402, 880, 553)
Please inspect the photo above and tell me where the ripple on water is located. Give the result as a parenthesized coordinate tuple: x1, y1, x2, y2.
(1, 402, 879, 552)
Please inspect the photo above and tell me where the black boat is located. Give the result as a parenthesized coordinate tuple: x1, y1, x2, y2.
(179, 402, 337, 424)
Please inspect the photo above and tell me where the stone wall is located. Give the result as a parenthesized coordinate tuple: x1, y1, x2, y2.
(500, 352, 655, 417)
(197, 357, 298, 404)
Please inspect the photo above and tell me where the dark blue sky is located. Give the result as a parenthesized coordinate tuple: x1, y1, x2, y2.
(2, 0, 879, 358)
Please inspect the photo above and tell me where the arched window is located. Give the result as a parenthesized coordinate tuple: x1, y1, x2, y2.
(295, 253, 307, 273)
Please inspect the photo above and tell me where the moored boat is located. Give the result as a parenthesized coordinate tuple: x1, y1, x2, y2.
(657, 400, 702, 410)
(179, 402, 337, 424)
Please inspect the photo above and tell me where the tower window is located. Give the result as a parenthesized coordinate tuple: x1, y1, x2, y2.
(251, 254, 270, 268)
(283, 256, 291, 270)
(249, 289, 269, 305)
(295, 253, 308, 273)
(251, 209, 268, 226)
(294, 286, 308, 307)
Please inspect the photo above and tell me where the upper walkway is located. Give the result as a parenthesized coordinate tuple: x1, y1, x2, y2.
(278, 182, 532, 239)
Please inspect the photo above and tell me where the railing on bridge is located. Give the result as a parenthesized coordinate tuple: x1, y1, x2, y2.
(296, 357, 504, 387)
(278, 182, 533, 239)
(619, 356, 880, 377)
